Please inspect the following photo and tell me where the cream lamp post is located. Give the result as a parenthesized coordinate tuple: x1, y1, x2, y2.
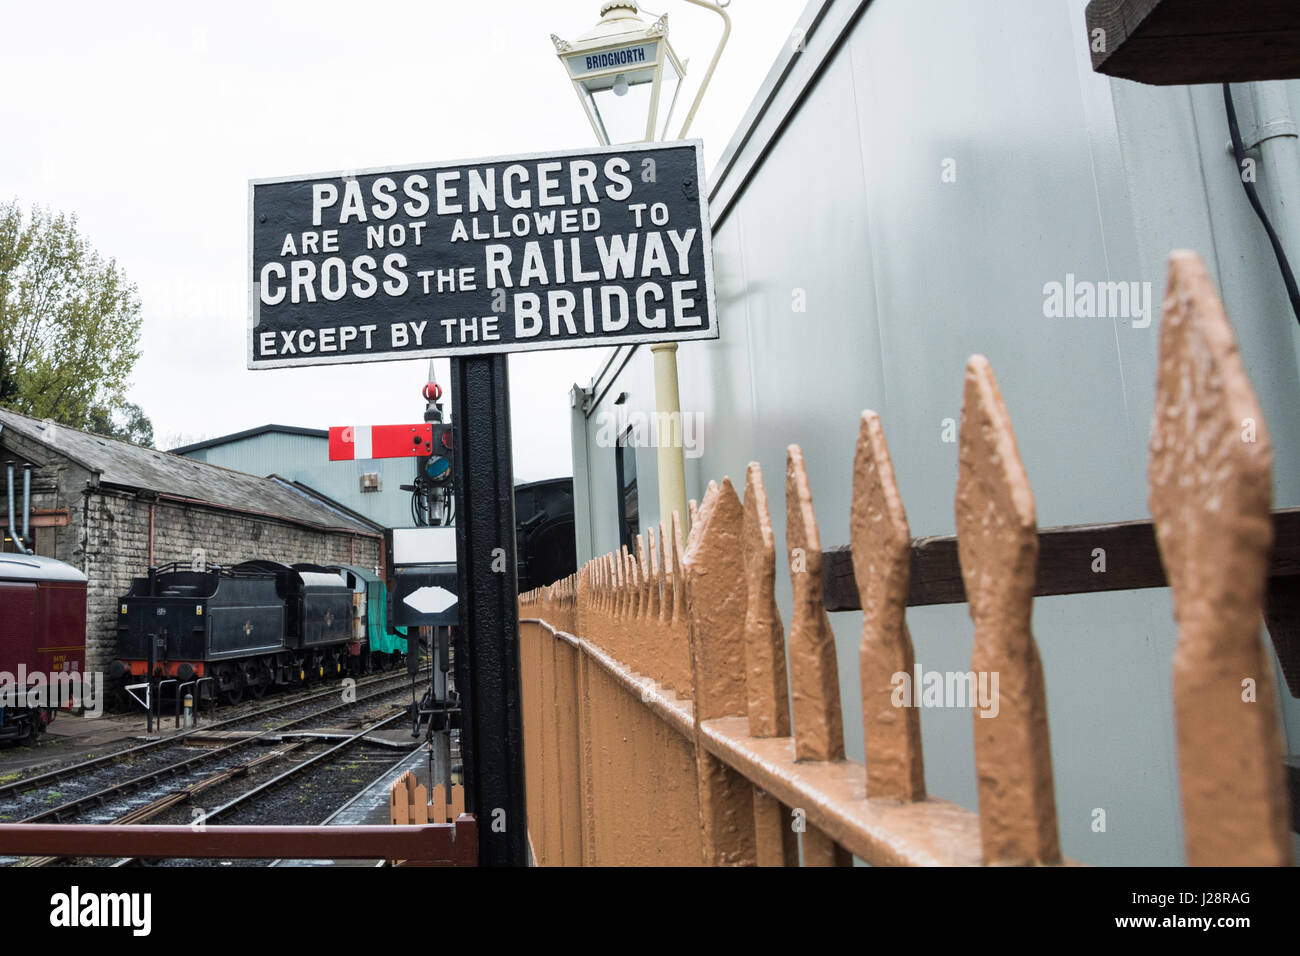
(552, 0, 731, 537)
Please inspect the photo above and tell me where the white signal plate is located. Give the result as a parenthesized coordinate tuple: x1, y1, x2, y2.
(392, 526, 457, 565)
(403, 585, 458, 615)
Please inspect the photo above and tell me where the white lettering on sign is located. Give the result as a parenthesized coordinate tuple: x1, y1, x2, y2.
(573, 45, 651, 73)
(259, 325, 377, 357)
(250, 142, 716, 366)
(305, 161, 633, 225)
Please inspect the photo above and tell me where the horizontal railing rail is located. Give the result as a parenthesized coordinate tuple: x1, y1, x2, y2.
(0, 819, 477, 867)
(823, 508, 1300, 609)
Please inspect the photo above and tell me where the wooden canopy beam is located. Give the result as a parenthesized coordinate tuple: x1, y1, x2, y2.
(1086, 0, 1300, 85)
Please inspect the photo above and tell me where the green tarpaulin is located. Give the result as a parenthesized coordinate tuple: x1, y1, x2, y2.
(336, 564, 407, 655)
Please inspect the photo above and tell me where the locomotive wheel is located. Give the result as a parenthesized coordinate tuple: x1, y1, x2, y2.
(221, 672, 245, 706)
(246, 664, 269, 699)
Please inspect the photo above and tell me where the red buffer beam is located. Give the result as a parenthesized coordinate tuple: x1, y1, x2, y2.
(329, 424, 434, 461)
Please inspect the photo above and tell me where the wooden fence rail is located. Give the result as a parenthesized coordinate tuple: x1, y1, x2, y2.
(518, 250, 1293, 866)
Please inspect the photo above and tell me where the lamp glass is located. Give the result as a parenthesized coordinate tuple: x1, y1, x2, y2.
(564, 35, 669, 145)
(588, 80, 655, 144)
(654, 56, 683, 140)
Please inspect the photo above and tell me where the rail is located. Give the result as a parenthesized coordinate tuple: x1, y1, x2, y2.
(0, 821, 477, 866)
(15, 679, 427, 826)
(0, 667, 426, 802)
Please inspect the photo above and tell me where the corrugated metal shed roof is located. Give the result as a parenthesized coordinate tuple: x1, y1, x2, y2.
(0, 408, 378, 535)
(168, 424, 327, 454)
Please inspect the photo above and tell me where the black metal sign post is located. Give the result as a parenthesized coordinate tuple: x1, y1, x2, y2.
(450, 353, 526, 866)
(248, 140, 718, 867)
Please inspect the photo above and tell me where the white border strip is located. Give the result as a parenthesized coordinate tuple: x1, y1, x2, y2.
(353, 426, 372, 460)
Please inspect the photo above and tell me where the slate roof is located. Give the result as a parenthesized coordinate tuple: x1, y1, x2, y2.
(0, 408, 379, 535)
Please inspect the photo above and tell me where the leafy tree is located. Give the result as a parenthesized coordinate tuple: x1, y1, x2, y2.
(85, 401, 155, 447)
(0, 346, 17, 406)
(0, 200, 146, 435)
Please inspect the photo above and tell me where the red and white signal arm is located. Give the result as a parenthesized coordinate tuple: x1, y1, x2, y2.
(329, 424, 433, 461)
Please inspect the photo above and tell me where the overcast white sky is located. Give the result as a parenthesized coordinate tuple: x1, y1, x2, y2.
(1, 0, 803, 481)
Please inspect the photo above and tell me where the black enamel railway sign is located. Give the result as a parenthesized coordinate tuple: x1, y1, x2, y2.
(247, 140, 716, 368)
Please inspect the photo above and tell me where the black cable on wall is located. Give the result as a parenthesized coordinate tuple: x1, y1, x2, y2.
(1223, 83, 1300, 325)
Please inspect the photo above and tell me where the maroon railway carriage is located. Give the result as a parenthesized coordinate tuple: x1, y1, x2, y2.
(0, 554, 87, 741)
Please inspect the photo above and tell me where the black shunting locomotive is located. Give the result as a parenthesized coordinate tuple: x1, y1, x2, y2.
(110, 560, 357, 704)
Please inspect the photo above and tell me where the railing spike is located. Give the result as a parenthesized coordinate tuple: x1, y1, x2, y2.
(610, 551, 623, 656)
(683, 476, 756, 865)
(627, 546, 642, 672)
(683, 478, 747, 722)
(956, 354, 1059, 865)
(671, 511, 689, 630)
(637, 532, 652, 624)
(742, 462, 791, 738)
(643, 526, 664, 687)
(659, 519, 674, 629)
(645, 525, 661, 624)
(785, 445, 844, 762)
(851, 411, 925, 801)
(1149, 250, 1290, 865)
(668, 510, 693, 696)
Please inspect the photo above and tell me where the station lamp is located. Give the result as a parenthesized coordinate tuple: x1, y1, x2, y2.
(552, 1, 731, 540)
(550, 1, 736, 146)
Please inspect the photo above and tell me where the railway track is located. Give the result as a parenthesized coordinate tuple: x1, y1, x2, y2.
(0, 667, 426, 804)
(257, 741, 428, 868)
(2, 675, 426, 830)
(12, 745, 308, 868)
(13, 705, 415, 868)
(112, 711, 410, 867)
